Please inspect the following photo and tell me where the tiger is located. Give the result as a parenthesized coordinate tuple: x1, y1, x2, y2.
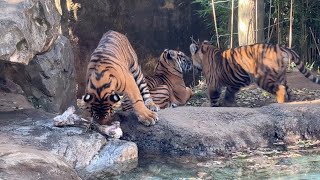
(83, 30, 159, 126)
(121, 49, 193, 110)
(189, 41, 320, 107)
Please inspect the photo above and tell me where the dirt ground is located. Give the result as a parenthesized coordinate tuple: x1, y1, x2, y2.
(0, 71, 319, 113)
(188, 71, 320, 108)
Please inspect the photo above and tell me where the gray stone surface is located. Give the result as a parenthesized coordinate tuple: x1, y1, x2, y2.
(80, 140, 138, 179)
(0, 0, 60, 64)
(117, 100, 320, 158)
(0, 144, 80, 180)
(24, 35, 77, 113)
(0, 35, 77, 113)
(0, 109, 138, 179)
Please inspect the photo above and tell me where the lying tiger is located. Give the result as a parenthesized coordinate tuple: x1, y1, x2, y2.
(122, 49, 193, 110)
(83, 30, 159, 126)
(190, 41, 320, 107)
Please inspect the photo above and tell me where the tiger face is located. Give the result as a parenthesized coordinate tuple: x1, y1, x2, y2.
(189, 41, 212, 70)
(83, 71, 121, 124)
(162, 49, 192, 72)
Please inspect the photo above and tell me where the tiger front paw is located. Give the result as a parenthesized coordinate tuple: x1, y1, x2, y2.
(170, 103, 178, 108)
(144, 98, 160, 112)
(136, 107, 159, 126)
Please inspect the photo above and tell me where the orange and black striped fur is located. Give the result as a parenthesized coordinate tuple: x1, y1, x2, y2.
(122, 49, 193, 110)
(83, 30, 159, 126)
(190, 41, 320, 106)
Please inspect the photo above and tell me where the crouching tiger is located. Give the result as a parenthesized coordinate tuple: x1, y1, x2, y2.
(122, 49, 193, 110)
(83, 30, 159, 126)
(190, 41, 320, 107)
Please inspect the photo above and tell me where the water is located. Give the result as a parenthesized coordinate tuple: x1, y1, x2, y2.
(113, 150, 320, 180)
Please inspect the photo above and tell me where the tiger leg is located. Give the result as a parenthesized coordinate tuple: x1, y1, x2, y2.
(275, 85, 287, 103)
(224, 86, 240, 107)
(130, 66, 160, 112)
(169, 87, 193, 107)
(186, 87, 194, 99)
(121, 95, 134, 112)
(150, 85, 170, 109)
(260, 80, 289, 103)
(208, 85, 222, 107)
(125, 75, 158, 126)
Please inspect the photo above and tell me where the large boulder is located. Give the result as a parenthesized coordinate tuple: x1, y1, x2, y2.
(0, 144, 80, 180)
(0, 109, 138, 179)
(0, 35, 77, 113)
(24, 35, 77, 113)
(118, 100, 320, 158)
(0, 0, 60, 64)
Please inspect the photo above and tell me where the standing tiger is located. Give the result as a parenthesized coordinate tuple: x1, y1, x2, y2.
(122, 49, 193, 110)
(83, 30, 159, 126)
(190, 41, 320, 107)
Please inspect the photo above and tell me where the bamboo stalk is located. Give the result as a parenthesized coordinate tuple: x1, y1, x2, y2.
(211, 0, 220, 48)
(277, 1, 280, 43)
(289, 0, 293, 48)
(309, 27, 320, 56)
(267, 18, 277, 43)
(267, 0, 272, 40)
(255, 0, 258, 42)
(247, 19, 253, 45)
(230, 0, 234, 48)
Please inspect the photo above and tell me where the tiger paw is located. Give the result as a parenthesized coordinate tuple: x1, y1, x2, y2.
(170, 103, 178, 108)
(144, 98, 160, 112)
(136, 108, 159, 126)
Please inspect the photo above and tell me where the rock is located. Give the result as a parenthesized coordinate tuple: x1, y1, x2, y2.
(0, 92, 34, 112)
(0, 35, 77, 113)
(0, 109, 138, 179)
(0, 144, 80, 180)
(80, 140, 138, 179)
(117, 100, 320, 159)
(0, 0, 60, 64)
(0, 77, 24, 94)
(26, 35, 77, 113)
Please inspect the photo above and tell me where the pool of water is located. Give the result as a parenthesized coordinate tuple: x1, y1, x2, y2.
(113, 149, 320, 180)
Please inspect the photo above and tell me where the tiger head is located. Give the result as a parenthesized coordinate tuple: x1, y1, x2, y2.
(189, 40, 213, 70)
(83, 70, 121, 125)
(160, 49, 192, 73)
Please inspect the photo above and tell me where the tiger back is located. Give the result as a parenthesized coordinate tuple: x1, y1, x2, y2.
(190, 41, 320, 106)
(122, 49, 193, 110)
(83, 30, 159, 126)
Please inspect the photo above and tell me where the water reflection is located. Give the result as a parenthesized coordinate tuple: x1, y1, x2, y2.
(113, 149, 320, 180)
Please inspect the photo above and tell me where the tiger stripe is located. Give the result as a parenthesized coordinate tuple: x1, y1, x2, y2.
(122, 49, 193, 110)
(190, 42, 319, 106)
(84, 30, 159, 125)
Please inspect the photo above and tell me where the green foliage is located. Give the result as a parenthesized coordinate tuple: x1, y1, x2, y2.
(194, 0, 320, 66)
(193, 0, 238, 48)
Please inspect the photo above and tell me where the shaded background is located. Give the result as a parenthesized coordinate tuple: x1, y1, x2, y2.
(70, 0, 210, 97)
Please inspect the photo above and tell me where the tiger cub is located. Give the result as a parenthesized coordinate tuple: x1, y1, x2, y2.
(190, 41, 320, 106)
(122, 49, 193, 110)
(84, 30, 159, 126)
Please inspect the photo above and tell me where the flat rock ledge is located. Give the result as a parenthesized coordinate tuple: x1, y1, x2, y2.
(0, 109, 138, 180)
(117, 100, 320, 159)
(1, 100, 319, 179)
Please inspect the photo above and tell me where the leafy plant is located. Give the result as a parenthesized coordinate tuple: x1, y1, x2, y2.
(192, 0, 238, 48)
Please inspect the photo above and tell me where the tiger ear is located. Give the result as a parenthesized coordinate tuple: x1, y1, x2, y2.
(83, 93, 94, 103)
(166, 50, 175, 60)
(109, 94, 120, 103)
(201, 43, 209, 53)
(190, 44, 198, 55)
